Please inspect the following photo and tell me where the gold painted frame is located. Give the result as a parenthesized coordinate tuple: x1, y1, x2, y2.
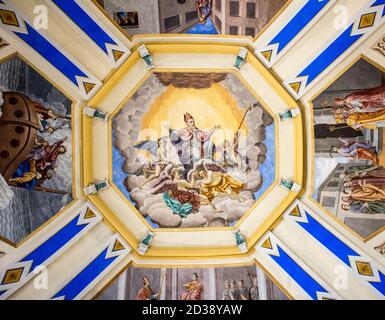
(0, 52, 78, 248)
(91, 258, 293, 301)
(82, 42, 304, 258)
(306, 54, 385, 243)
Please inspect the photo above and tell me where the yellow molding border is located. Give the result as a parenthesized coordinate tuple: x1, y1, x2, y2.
(0, 52, 79, 248)
(82, 42, 304, 259)
(305, 54, 385, 244)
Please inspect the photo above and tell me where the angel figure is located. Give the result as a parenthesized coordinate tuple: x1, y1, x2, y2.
(136, 136, 181, 188)
(141, 162, 171, 188)
(150, 167, 213, 218)
(194, 163, 245, 201)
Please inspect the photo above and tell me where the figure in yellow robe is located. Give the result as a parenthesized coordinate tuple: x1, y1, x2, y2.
(335, 108, 385, 130)
(195, 165, 245, 201)
(343, 180, 385, 202)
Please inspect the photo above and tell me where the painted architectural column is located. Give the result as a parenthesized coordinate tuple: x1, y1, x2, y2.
(256, 265, 268, 300)
(203, 267, 217, 299)
(117, 270, 128, 300)
(171, 268, 178, 300)
(160, 268, 167, 300)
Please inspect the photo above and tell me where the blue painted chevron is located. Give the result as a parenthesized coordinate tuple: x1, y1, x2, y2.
(293, 210, 385, 297)
(270, 245, 329, 300)
(298, 212, 360, 265)
(15, 22, 87, 86)
(20, 215, 89, 272)
(294, 0, 385, 89)
(51, 0, 118, 54)
(269, 0, 331, 54)
(52, 247, 118, 300)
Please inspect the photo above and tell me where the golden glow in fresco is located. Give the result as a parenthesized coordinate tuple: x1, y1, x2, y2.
(140, 84, 248, 147)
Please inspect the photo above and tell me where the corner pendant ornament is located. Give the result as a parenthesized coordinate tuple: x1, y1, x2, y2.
(280, 179, 301, 192)
(234, 229, 247, 253)
(138, 231, 154, 255)
(138, 45, 154, 69)
(83, 106, 109, 121)
(279, 108, 301, 120)
(84, 180, 110, 195)
(234, 48, 248, 70)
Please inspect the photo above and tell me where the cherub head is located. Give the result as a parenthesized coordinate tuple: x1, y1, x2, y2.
(46, 169, 55, 180)
(171, 168, 182, 181)
(343, 181, 352, 187)
(47, 109, 58, 120)
(341, 196, 351, 203)
(198, 169, 207, 178)
(58, 145, 67, 155)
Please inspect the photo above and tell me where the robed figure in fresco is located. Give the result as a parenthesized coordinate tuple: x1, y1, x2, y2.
(168, 113, 220, 171)
(194, 163, 245, 201)
(331, 84, 385, 129)
(340, 165, 385, 214)
(180, 273, 203, 300)
(334, 109, 385, 130)
(334, 84, 385, 113)
(150, 167, 208, 218)
(331, 138, 378, 165)
(136, 276, 161, 300)
(343, 180, 385, 202)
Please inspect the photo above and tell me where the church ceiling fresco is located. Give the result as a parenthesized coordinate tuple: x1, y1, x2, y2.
(97, 264, 288, 300)
(0, 55, 73, 245)
(0, 0, 385, 303)
(112, 72, 275, 228)
(312, 58, 385, 239)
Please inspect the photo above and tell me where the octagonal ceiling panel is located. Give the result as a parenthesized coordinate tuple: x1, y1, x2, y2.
(0, 55, 73, 244)
(311, 58, 385, 240)
(84, 44, 303, 255)
(112, 71, 275, 228)
(2, 0, 384, 302)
